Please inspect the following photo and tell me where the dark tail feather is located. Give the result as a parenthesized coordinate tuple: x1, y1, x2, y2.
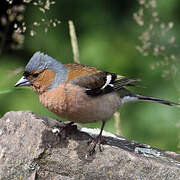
(136, 94, 180, 106)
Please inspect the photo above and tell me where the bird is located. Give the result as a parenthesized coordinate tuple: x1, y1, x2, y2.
(15, 51, 179, 154)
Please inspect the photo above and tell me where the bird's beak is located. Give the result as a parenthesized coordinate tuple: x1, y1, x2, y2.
(14, 76, 31, 87)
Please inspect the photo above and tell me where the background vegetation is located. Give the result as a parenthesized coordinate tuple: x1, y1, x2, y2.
(0, 0, 180, 152)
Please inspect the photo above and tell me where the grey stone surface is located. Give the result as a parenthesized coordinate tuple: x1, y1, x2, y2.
(0, 111, 180, 180)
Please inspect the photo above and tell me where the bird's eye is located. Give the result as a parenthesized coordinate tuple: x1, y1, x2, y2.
(32, 73, 40, 78)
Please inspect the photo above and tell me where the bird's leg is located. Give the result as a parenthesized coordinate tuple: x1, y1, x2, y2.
(88, 121, 106, 155)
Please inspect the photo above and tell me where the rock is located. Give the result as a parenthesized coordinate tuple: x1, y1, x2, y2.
(0, 111, 180, 180)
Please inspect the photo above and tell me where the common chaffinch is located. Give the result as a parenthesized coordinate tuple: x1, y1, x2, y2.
(15, 51, 179, 154)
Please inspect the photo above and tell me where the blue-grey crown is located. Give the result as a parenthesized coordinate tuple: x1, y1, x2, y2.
(25, 51, 67, 90)
(25, 51, 61, 73)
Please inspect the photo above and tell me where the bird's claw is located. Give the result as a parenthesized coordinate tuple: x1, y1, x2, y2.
(87, 136, 104, 155)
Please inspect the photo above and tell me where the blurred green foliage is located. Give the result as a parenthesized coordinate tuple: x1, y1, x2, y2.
(0, 0, 180, 152)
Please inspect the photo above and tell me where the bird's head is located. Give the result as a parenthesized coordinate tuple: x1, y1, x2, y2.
(15, 51, 67, 94)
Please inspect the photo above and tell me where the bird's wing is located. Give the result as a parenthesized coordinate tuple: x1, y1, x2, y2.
(84, 74, 139, 96)
(64, 63, 140, 96)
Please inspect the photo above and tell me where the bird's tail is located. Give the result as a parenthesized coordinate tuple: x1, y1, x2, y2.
(135, 94, 179, 106)
(119, 88, 179, 106)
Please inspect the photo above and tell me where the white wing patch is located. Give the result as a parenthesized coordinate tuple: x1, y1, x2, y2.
(101, 74, 113, 89)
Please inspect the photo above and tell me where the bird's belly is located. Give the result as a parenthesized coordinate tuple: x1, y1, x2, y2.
(39, 85, 121, 123)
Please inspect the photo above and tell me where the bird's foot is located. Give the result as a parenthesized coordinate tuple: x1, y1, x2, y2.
(87, 135, 104, 155)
